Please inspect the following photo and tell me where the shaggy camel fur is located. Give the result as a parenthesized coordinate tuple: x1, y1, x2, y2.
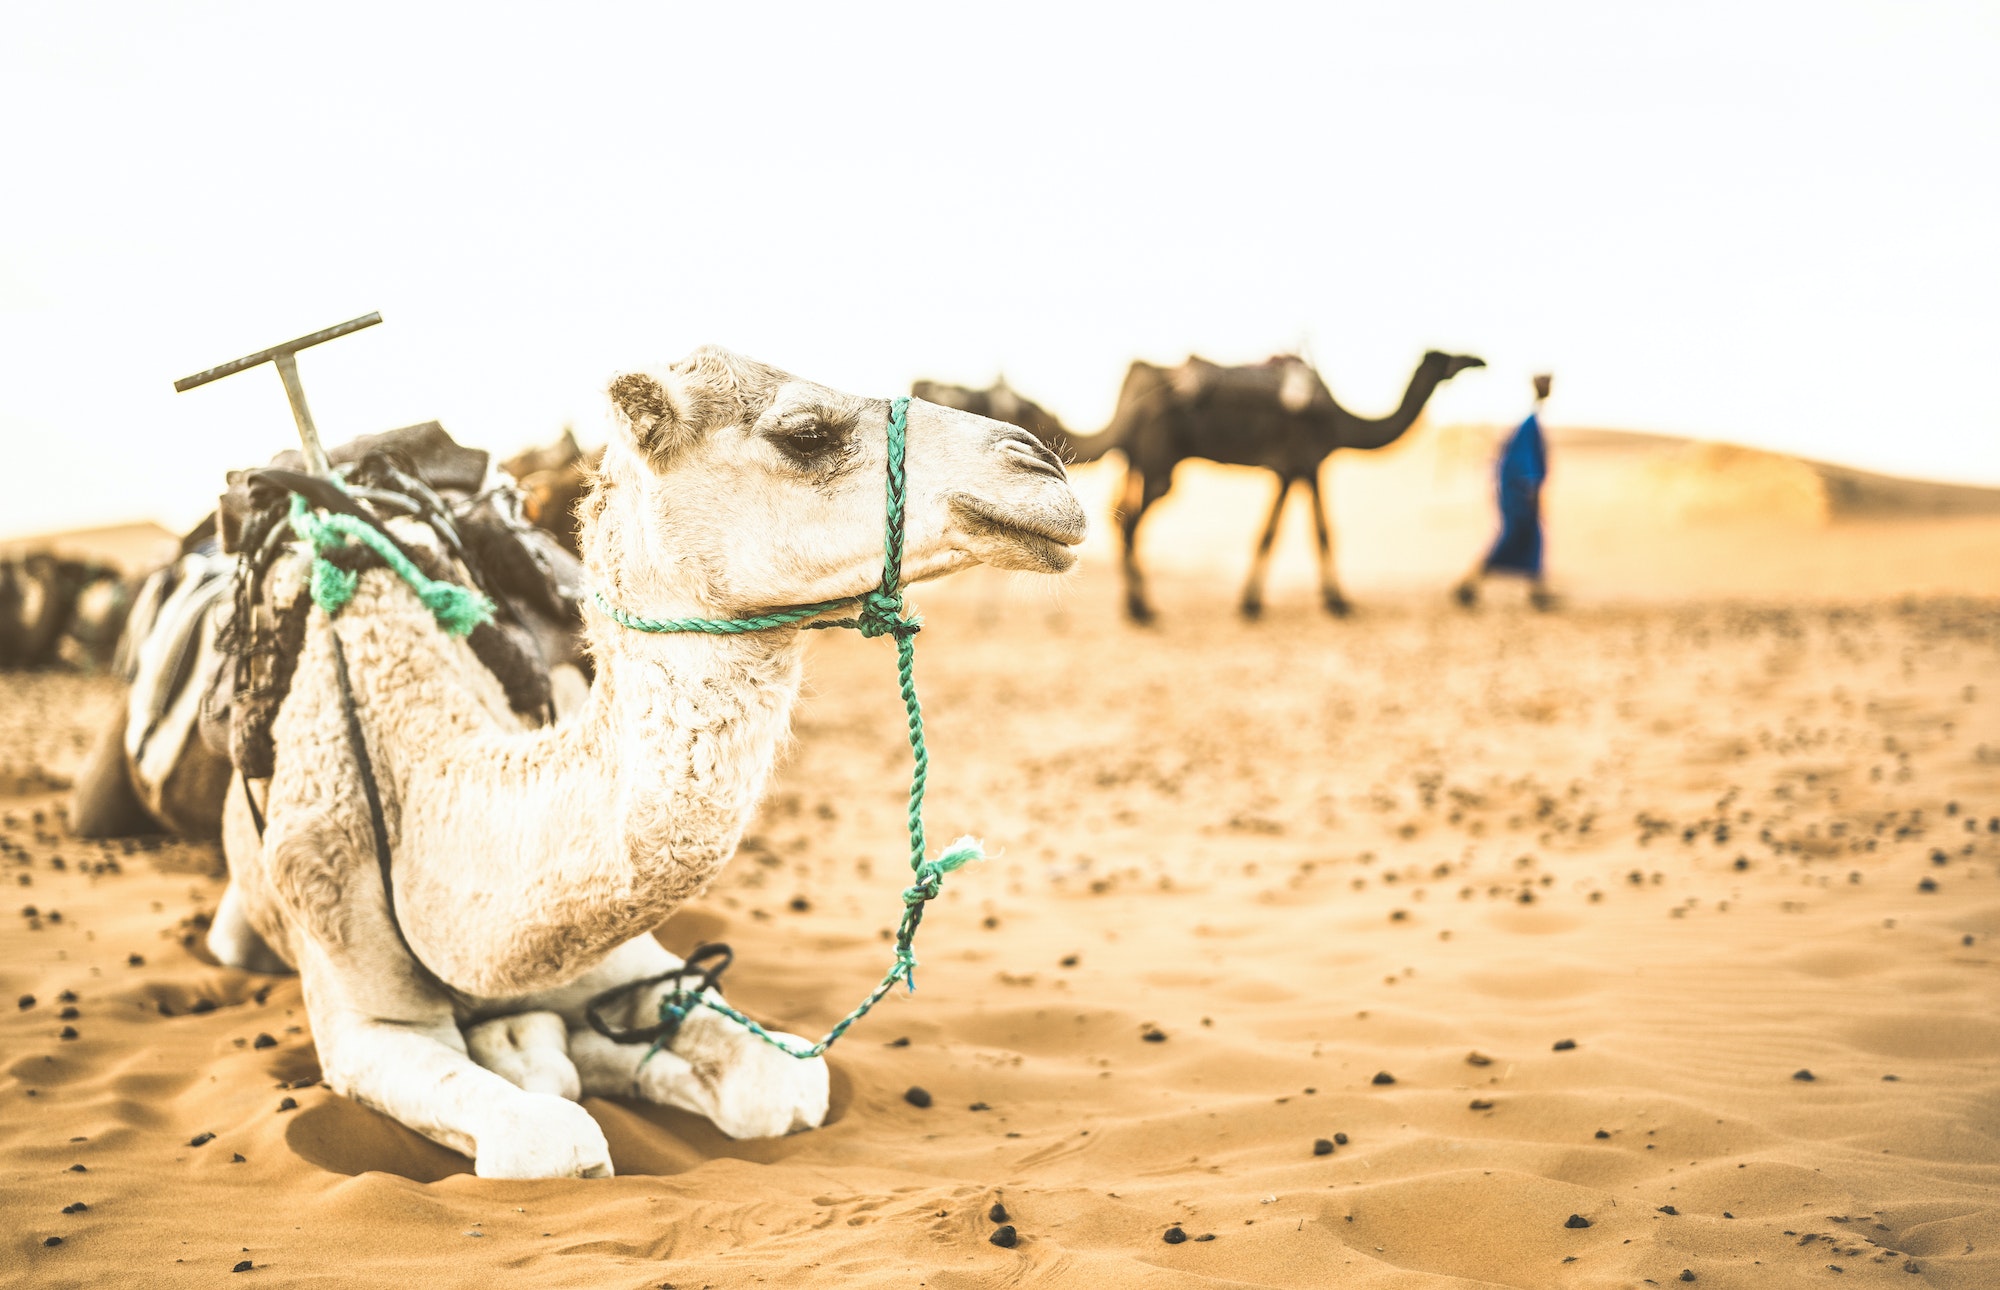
(210, 347, 1085, 1178)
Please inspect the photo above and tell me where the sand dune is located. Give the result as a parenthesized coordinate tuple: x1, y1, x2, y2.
(3, 451, 1999, 1288)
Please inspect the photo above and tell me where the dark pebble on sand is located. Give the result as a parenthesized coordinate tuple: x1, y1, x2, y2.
(1060, 954, 1079, 967)
(989, 1202, 1009, 1223)
(233, 1260, 253, 1272)
(58, 1026, 77, 1040)
(1681, 1271, 1697, 1283)
(252, 1033, 277, 1049)
(62, 1202, 87, 1213)
(1793, 1069, 1815, 1082)
(277, 1097, 297, 1112)
(1553, 1039, 1577, 1051)
(968, 1101, 990, 1111)
(126, 954, 143, 966)
(1565, 1215, 1591, 1229)
(68, 1164, 85, 1172)
(788, 896, 810, 912)
(1466, 1051, 1492, 1066)
(1371, 1071, 1396, 1085)
(988, 1224, 1017, 1248)
(231, 1153, 246, 1163)
(1334, 1132, 1348, 1145)
(903, 1086, 932, 1109)
(886, 1036, 909, 1048)
(189, 1132, 215, 1147)
(1469, 1099, 1495, 1110)
(191, 999, 216, 1014)
(1313, 1138, 1334, 1156)
(44, 1236, 62, 1247)
(1594, 1130, 1610, 1139)
(1194, 1233, 1215, 1241)
(1658, 1205, 1678, 1215)
(18, 994, 33, 1010)
(58, 1006, 78, 1020)
(1141, 1028, 1167, 1042)
(1163, 1227, 1188, 1244)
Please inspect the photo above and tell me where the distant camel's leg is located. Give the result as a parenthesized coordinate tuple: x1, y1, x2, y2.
(1304, 474, 1350, 616)
(1240, 475, 1294, 619)
(1117, 465, 1167, 624)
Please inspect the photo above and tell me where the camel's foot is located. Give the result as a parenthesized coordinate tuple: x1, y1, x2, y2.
(466, 1011, 581, 1101)
(570, 1017, 829, 1140)
(471, 1092, 613, 1179)
(1239, 596, 1264, 621)
(1124, 596, 1156, 625)
(1452, 581, 1479, 610)
(1530, 587, 1560, 613)
(1322, 591, 1353, 618)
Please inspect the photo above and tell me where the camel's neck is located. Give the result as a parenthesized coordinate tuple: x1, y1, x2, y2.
(1329, 364, 1447, 452)
(387, 602, 808, 998)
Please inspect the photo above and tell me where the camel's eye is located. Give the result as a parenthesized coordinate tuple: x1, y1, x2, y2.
(766, 417, 844, 465)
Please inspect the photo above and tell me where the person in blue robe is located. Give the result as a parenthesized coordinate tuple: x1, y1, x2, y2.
(1455, 373, 1555, 610)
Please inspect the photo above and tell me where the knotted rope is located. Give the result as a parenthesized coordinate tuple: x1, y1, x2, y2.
(591, 396, 985, 1062)
(287, 492, 495, 636)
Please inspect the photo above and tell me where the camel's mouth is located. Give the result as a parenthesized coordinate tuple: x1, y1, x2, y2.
(948, 493, 1086, 574)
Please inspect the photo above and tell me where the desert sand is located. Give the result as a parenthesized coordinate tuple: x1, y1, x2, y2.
(3, 429, 1998, 1288)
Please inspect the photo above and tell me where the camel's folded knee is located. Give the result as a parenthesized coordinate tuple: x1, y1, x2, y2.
(465, 1011, 582, 1101)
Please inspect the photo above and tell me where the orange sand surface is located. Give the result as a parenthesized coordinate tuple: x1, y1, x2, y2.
(4, 442, 1999, 1288)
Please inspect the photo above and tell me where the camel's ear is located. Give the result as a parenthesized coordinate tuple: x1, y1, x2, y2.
(607, 371, 697, 464)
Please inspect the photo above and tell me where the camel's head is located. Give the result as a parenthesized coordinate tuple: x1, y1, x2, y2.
(1424, 351, 1488, 382)
(585, 348, 1086, 617)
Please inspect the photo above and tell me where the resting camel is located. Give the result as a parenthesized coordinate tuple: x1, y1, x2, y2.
(1057, 350, 1484, 622)
(500, 428, 602, 558)
(208, 347, 1084, 1177)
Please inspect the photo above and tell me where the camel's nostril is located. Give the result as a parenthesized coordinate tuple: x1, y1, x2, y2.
(997, 430, 1066, 479)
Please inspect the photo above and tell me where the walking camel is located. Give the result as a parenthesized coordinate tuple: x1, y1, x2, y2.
(1057, 350, 1484, 622)
(209, 347, 1085, 1177)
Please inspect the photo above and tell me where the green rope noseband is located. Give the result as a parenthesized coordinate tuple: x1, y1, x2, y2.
(594, 396, 985, 1062)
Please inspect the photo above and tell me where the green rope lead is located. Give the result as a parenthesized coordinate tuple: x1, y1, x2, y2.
(597, 396, 987, 1062)
(288, 492, 495, 636)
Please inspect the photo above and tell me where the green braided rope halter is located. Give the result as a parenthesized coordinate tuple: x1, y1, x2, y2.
(287, 492, 496, 636)
(596, 396, 987, 1062)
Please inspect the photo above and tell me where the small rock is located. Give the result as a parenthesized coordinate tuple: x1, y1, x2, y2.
(58, 1006, 79, 1020)
(44, 1236, 63, 1247)
(1681, 1271, 1697, 1283)
(1553, 1039, 1577, 1051)
(252, 1033, 277, 1050)
(1793, 1069, 1816, 1082)
(1565, 1214, 1591, 1229)
(1059, 954, 1079, 967)
(1469, 1099, 1494, 1110)
(61, 1202, 87, 1214)
(903, 1086, 932, 1109)
(1333, 1132, 1347, 1145)
(1193, 1233, 1215, 1241)
(1917, 877, 1938, 892)
(127, 954, 144, 967)
(1594, 1130, 1610, 1139)
(67, 1164, 86, 1172)
(988, 1224, 1017, 1248)
(886, 1036, 910, 1048)
(1658, 1205, 1679, 1215)
(1371, 1071, 1396, 1086)
(1141, 1028, 1167, 1043)
(1465, 1051, 1492, 1066)
(277, 1097, 297, 1112)
(233, 1260, 253, 1272)
(988, 1202, 1009, 1223)
(1313, 1138, 1334, 1156)
(189, 1132, 215, 1147)
(231, 1153, 246, 1163)
(967, 1101, 990, 1112)
(58, 1026, 78, 1040)
(1162, 1226, 1188, 1244)
(17, 994, 32, 1010)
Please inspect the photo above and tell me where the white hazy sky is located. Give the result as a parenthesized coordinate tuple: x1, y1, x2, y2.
(2, 1, 1996, 538)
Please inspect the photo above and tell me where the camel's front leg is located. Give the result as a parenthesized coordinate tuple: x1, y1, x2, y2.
(300, 946, 612, 1179)
(525, 936, 829, 1139)
(465, 1011, 582, 1101)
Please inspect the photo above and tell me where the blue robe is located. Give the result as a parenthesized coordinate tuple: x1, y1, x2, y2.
(1483, 410, 1547, 576)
